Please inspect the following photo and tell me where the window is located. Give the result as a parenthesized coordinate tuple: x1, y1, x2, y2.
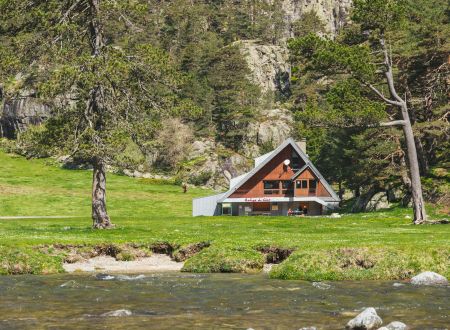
(296, 180, 308, 189)
(309, 179, 317, 194)
(292, 151, 302, 170)
(222, 203, 232, 215)
(281, 181, 293, 194)
(264, 180, 280, 194)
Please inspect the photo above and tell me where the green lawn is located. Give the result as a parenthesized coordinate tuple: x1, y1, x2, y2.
(0, 151, 449, 279)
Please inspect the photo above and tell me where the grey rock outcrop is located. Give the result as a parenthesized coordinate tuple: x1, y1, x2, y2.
(410, 271, 448, 286)
(377, 321, 408, 330)
(281, 0, 353, 37)
(346, 307, 383, 330)
(245, 108, 294, 157)
(186, 139, 250, 189)
(237, 40, 290, 96)
(0, 93, 50, 138)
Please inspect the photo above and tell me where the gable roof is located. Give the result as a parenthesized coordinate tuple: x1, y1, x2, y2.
(219, 138, 340, 202)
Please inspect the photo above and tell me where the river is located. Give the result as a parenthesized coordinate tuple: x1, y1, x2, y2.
(0, 273, 448, 329)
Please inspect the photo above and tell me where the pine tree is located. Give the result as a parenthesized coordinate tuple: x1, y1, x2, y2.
(289, 0, 432, 223)
(0, 0, 184, 228)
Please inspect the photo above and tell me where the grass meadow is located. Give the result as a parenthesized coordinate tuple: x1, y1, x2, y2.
(0, 151, 448, 279)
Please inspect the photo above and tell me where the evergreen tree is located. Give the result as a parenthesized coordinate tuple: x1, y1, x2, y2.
(207, 45, 260, 150)
(0, 0, 185, 228)
(288, 0, 435, 223)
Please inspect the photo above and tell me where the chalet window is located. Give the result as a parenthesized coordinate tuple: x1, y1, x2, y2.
(264, 180, 280, 194)
(281, 181, 293, 194)
(291, 151, 302, 170)
(296, 180, 308, 189)
(309, 179, 317, 194)
(222, 203, 232, 215)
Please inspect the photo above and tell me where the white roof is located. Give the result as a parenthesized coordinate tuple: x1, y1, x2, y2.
(254, 151, 273, 167)
(229, 173, 248, 189)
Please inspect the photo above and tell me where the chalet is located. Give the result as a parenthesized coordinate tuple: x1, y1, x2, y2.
(193, 138, 340, 216)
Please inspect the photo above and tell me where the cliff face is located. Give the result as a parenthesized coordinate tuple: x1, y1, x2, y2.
(281, 0, 352, 37)
(0, 94, 50, 138)
(236, 40, 290, 96)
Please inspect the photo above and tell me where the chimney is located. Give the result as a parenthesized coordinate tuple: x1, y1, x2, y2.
(296, 138, 307, 154)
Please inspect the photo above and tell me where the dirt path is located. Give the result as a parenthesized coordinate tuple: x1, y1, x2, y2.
(63, 254, 184, 273)
(0, 216, 83, 220)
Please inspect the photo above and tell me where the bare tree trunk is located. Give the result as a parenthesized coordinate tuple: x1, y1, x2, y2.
(92, 157, 113, 229)
(414, 136, 429, 175)
(87, 0, 114, 228)
(400, 105, 427, 224)
(368, 35, 428, 224)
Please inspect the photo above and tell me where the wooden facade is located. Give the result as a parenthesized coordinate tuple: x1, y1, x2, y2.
(230, 145, 331, 199)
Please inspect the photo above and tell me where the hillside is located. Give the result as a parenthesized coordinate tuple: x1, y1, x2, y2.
(0, 0, 448, 215)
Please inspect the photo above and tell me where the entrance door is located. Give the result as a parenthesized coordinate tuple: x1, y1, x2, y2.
(252, 202, 270, 215)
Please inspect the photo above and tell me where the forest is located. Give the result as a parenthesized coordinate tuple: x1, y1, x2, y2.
(0, 0, 448, 227)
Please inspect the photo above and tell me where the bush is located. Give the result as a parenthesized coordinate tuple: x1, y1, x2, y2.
(188, 171, 212, 186)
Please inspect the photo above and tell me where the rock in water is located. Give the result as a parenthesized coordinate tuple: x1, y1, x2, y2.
(345, 307, 383, 330)
(410, 271, 448, 286)
(101, 309, 132, 317)
(392, 283, 404, 287)
(377, 321, 408, 330)
(95, 273, 115, 281)
(312, 282, 331, 290)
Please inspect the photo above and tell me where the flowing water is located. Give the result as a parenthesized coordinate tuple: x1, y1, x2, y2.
(0, 273, 448, 329)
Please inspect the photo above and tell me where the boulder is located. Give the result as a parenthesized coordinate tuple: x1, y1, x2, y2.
(188, 140, 215, 160)
(312, 282, 331, 290)
(346, 307, 383, 330)
(330, 213, 341, 218)
(367, 192, 390, 211)
(410, 271, 448, 286)
(377, 321, 408, 330)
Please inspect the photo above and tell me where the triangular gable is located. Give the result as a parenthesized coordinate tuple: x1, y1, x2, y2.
(219, 138, 340, 202)
(290, 164, 309, 181)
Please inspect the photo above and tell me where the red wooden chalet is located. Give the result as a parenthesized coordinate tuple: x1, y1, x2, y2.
(193, 138, 340, 216)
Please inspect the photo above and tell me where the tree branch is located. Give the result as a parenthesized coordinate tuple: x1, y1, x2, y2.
(366, 83, 402, 106)
(380, 35, 404, 104)
(378, 120, 406, 127)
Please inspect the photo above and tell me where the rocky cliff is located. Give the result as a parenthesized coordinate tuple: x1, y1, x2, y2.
(281, 0, 352, 37)
(0, 93, 50, 138)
